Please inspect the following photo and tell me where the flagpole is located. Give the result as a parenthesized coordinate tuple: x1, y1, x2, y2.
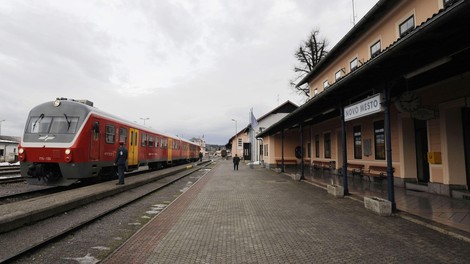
(250, 108, 253, 169)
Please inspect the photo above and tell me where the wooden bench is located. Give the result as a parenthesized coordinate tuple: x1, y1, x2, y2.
(347, 163, 365, 177)
(275, 159, 297, 167)
(312, 160, 333, 170)
(363, 166, 393, 181)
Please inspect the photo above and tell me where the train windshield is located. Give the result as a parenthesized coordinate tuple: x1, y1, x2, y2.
(27, 115, 79, 134)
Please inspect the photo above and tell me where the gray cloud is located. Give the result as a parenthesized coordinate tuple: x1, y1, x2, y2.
(0, 0, 378, 144)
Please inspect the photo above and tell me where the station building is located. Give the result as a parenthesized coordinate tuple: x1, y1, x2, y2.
(0, 136, 20, 163)
(257, 0, 470, 199)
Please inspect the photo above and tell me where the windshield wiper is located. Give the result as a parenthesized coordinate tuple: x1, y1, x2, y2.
(63, 114, 71, 130)
(32, 113, 44, 131)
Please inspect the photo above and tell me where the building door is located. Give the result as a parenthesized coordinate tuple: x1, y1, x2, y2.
(462, 108, 470, 189)
(243, 143, 251, 160)
(415, 119, 429, 183)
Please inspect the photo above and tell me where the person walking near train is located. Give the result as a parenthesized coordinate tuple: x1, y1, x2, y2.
(233, 154, 240, 171)
(114, 140, 128, 185)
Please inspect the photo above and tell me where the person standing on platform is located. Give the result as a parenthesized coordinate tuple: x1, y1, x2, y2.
(233, 154, 240, 171)
(199, 151, 203, 162)
(114, 140, 128, 185)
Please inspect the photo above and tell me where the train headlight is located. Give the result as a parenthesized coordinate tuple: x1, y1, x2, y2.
(18, 148, 25, 161)
(64, 149, 72, 162)
(53, 100, 61, 107)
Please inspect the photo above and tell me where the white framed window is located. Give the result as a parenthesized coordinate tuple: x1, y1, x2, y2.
(237, 138, 242, 147)
(399, 15, 415, 37)
(335, 70, 342, 81)
(350, 57, 358, 71)
(323, 80, 329, 89)
(314, 88, 318, 96)
(370, 40, 381, 58)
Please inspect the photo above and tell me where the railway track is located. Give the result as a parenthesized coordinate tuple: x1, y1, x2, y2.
(0, 160, 213, 263)
(0, 186, 60, 205)
(0, 176, 23, 184)
(0, 164, 167, 203)
(0, 165, 20, 177)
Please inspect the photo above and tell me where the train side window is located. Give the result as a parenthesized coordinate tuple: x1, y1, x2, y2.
(119, 128, 127, 144)
(105, 125, 115, 144)
(93, 122, 100, 140)
(155, 137, 159, 148)
(148, 136, 155, 147)
(141, 133, 147, 147)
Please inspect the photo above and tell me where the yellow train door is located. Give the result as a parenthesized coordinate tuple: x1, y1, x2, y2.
(168, 138, 172, 164)
(129, 128, 139, 166)
(186, 144, 190, 161)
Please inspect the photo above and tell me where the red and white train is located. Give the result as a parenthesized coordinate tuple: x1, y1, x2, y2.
(18, 98, 201, 186)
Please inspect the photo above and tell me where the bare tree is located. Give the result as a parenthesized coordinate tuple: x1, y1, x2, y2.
(290, 29, 329, 98)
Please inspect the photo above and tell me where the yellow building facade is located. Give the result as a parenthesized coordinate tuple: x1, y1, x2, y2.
(259, 0, 470, 198)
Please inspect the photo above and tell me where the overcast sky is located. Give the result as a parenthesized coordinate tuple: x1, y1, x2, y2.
(0, 0, 378, 145)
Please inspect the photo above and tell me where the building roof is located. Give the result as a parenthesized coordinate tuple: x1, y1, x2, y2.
(0, 136, 20, 144)
(255, 100, 298, 123)
(227, 101, 298, 143)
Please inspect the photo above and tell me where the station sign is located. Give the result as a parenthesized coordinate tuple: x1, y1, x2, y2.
(344, 93, 383, 121)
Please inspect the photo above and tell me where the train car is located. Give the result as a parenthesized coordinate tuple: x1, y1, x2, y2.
(18, 98, 201, 186)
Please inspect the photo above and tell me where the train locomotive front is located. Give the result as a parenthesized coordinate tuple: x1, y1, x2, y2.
(18, 99, 103, 186)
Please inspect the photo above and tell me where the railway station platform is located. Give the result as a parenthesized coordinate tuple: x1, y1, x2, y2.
(103, 159, 470, 263)
(0, 164, 198, 233)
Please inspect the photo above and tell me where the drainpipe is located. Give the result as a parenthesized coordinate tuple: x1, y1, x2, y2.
(383, 86, 396, 212)
(300, 123, 304, 180)
(340, 106, 349, 195)
(281, 129, 285, 173)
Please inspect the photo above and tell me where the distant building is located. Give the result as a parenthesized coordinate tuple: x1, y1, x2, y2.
(228, 101, 298, 161)
(190, 136, 206, 154)
(0, 136, 20, 163)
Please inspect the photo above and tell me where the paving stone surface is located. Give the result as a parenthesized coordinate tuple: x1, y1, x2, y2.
(104, 160, 470, 264)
